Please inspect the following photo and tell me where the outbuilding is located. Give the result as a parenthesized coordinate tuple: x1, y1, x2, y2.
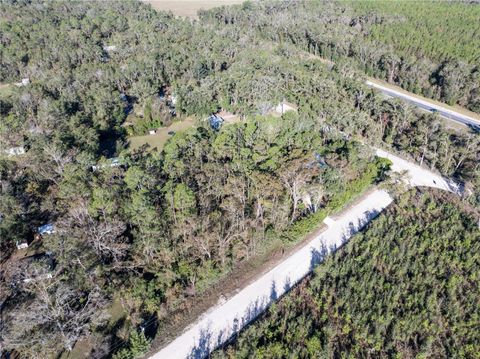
(3, 146, 25, 157)
(274, 101, 298, 115)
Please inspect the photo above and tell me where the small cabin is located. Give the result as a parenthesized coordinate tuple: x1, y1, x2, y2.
(149, 129, 157, 135)
(274, 101, 298, 115)
(16, 240, 29, 250)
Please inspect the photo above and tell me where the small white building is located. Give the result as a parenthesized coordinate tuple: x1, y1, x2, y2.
(16, 240, 29, 250)
(274, 101, 298, 115)
(91, 157, 122, 172)
(15, 78, 30, 87)
(149, 129, 157, 135)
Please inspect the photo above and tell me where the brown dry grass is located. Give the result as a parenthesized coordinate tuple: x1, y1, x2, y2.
(142, 0, 245, 18)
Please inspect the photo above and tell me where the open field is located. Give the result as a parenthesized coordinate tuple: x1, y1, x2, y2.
(128, 117, 198, 151)
(142, 0, 245, 18)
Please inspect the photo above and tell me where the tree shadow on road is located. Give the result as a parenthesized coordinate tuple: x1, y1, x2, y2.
(186, 207, 387, 358)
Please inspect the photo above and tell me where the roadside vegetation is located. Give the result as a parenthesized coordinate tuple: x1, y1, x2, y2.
(201, 0, 480, 112)
(0, 1, 478, 358)
(214, 189, 480, 358)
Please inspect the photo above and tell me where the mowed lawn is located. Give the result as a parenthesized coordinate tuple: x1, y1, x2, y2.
(128, 117, 197, 152)
(142, 0, 245, 18)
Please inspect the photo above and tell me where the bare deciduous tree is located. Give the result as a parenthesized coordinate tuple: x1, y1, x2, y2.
(1, 279, 108, 356)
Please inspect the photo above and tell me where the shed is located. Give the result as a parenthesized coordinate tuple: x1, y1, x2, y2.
(103, 45, 117, 53)
(4, 146, 25, 157)
(15, 78, 30, 87)
(16, 240, 29, 250)
(91, 157, 122, 171)
(274, 101, 298, 115)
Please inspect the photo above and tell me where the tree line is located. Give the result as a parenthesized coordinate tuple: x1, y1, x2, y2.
(214, 189, 480, 358)
(200, 0, 480, 112)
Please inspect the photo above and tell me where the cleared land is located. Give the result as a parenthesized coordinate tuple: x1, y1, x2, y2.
(128, 117, 197, 151)
(142, 0, 245, 18)
(128, 113, 240, 152)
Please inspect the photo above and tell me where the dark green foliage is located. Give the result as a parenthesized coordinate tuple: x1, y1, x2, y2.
(215, 190, 480, 358)
(113, 330, 151, 359)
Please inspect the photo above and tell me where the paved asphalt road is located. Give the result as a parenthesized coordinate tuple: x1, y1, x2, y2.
(366, 80, 480, 131)
(150, 149, 461, 359)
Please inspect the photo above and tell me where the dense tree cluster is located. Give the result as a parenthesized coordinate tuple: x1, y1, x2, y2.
(0, 1, 478, 357)
(0, 111, 386, 356)
(201, 0, 480, 112)
(215, 189, 480, 358)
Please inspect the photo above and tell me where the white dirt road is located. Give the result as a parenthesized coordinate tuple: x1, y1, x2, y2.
(150, 190, 393, 359)
(375, 148, 461, 194)
(150, 148, 461, 359)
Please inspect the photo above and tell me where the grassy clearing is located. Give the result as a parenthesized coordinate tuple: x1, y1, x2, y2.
(0, 83, 13, 98)
(142, 0, 244, 18)
(128, 113, 241, 152)
(128, 116, 198, 152)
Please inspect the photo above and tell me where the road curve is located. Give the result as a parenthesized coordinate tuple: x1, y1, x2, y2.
(366, 80, 480, 130)
(150, 149, 461, 359)
(375, 148, 461, 194)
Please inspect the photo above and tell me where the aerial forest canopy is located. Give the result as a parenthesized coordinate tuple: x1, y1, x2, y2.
(214, 189, 480, 359)
(201, 0, 480, 112)
(0, 0, 479, 358)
